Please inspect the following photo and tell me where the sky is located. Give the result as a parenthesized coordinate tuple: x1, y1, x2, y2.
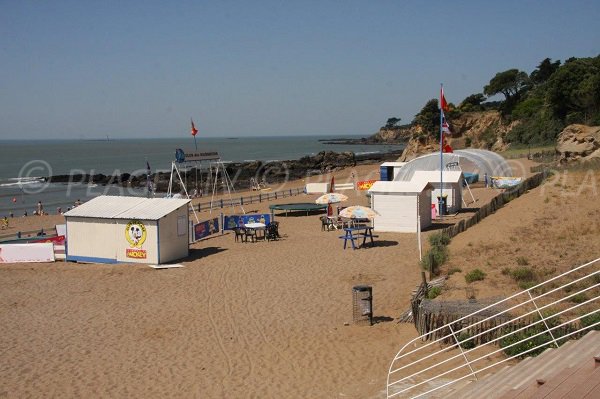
(1, 0, 599, 140)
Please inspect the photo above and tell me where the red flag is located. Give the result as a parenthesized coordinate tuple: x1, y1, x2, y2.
(191, 118, 198, 136)
(440, 87, 450, 112)
(442, 137, 453, 153)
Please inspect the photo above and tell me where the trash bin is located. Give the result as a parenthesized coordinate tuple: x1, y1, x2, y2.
(437, 195, 448, 215)
(352, 285, 373, 325)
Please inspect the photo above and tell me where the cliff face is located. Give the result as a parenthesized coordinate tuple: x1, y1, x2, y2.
(556, 124, 600, 162)
(397, 111, 518, 161)
(370, 127, 413, 143)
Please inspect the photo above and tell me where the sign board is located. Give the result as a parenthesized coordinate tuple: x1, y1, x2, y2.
(193, 217, 220, 241)
(357, 180, 377, 191)
(223, 214, 270, 230)
(0, 243, 55, 263)
(177, 148, 221, 162)
(125, 220, 147, 259)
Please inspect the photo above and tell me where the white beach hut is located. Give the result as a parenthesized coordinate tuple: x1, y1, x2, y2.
(410, 170, 464, 214)
(368, 181, 433, 233)
(64, 196, 191, 264)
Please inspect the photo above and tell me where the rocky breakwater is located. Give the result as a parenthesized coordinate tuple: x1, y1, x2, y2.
(45, 150, 402, 193)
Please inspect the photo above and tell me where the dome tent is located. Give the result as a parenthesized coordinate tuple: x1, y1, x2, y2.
(393, 149, 512, 181)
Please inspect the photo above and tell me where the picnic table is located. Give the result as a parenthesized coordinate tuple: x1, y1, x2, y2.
(339, 226, 376, 250)
(244, 222, 266, 241)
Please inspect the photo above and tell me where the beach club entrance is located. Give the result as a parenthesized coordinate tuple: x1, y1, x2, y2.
(64, 196, 191, 264)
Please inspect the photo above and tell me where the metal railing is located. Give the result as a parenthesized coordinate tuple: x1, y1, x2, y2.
(193, 187, 305, 212)
(386, 257, 600, 398)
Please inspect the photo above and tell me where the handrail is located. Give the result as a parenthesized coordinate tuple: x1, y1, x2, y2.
(386, 257, 600, 398)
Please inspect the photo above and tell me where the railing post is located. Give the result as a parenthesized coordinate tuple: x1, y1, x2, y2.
(527, 291, 560, 348)
(448, 324, 478, 381)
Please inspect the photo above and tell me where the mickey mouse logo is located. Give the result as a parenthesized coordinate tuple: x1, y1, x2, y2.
(125, 220, 147, 248)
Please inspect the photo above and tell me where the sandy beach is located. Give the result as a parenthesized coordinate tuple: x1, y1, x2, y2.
(3, 159, 592, 398)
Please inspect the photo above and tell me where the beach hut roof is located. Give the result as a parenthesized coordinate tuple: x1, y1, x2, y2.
(410, 170, 464, 184)
(394, 149, 512, 181)
(368, 180, 433, 194)
(380, 161, 407, 167)
(64, 195, 190, 220)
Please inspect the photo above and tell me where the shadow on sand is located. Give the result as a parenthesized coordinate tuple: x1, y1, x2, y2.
(184, 247, 227, 261)
(372, 316, 395, 324)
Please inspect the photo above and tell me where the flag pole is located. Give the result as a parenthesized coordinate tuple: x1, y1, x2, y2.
(440, 83, 444, 221)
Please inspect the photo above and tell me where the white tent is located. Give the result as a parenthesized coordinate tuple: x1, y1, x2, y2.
(65, 196, 191, 264)
(368, 181, 433, 233)
(411, 170, 464, 214)
(394, 149, 512, 181)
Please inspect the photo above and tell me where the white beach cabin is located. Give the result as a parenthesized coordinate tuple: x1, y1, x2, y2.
(410, 170, 464, 214)
(64, 196, 191, 264)
(368, 181, 433, 233)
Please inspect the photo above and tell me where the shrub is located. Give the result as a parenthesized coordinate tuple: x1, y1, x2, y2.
(421, 232, 451, 275)
(570, 293, 588, 304)
(500, 313, 564, 358)
(427, 286, 442, 299)
(448, 267, 462, 276)
(580, 312, 600, 331)
(501, 267, 512, 276)
(457, 332, 476, 349)
(429, 232, 451, 247)
(465, 269, 486, 283)
(511, 266, 535, 282)
(420, 245, 448, 274)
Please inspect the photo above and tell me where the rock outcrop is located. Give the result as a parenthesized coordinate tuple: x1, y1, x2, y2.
(397, 111, 518, 161)
(556, 124, 600, 162)
(45, 150, 403, 193)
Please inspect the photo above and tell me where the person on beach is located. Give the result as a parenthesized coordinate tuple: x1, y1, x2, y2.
(37, 201, 43, 215)
(1, 216, 8, 230)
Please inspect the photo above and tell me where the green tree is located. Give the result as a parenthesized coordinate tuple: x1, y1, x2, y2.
(546, 56, 600, 121)
(384, 117, 401, 129)
(484, 69, 530, 101)
(460, 93, 486, 111)
(530, 58, 561, 85)
(413, 99, 440, 138)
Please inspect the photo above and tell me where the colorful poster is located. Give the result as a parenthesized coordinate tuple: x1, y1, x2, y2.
(125, 220, 147, 259)
(357, 180, 377, 190)
(223, 214, 270, 230)
(194, 218, 220, 241)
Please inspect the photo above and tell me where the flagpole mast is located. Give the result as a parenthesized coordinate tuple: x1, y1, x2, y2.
(440, 83, 444, 221)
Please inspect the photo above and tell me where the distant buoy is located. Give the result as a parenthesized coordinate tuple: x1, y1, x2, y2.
(12, 197, 17, 203)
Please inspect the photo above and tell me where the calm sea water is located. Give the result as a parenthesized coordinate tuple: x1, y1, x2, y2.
(0, 135, 404, 216)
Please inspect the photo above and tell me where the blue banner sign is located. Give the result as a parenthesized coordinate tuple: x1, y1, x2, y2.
(223, 214, 271, 230)
(194, 217, 220, 241)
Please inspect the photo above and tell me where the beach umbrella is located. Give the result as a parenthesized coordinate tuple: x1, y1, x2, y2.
(315, 193, 348, 204)
(339, 205, 379, 219)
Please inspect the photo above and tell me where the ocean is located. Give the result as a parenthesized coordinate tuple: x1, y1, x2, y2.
(0, 135, 404, 216)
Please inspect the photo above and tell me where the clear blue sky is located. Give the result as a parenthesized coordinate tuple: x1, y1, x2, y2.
(1, 0, 599, 139)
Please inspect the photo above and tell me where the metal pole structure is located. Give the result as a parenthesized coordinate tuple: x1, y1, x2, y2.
(439, 83, 444, 221)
